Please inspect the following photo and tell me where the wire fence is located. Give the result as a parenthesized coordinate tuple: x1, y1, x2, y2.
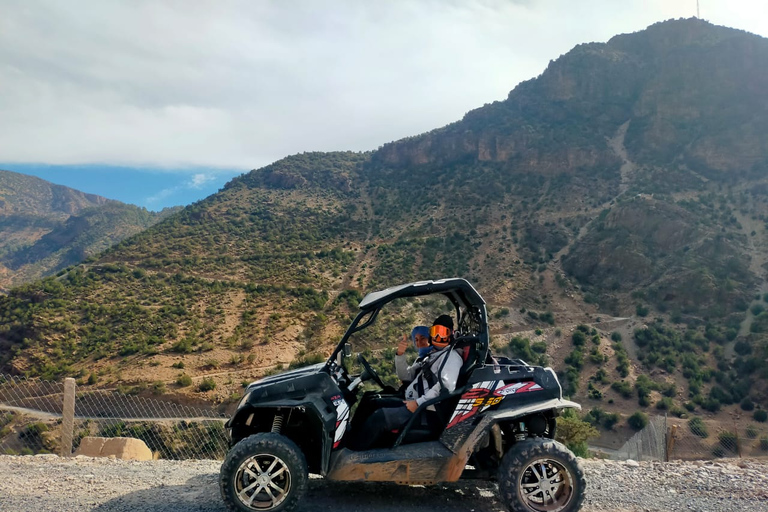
(0, 374, 229, 460)
(611, 414, 768, 462)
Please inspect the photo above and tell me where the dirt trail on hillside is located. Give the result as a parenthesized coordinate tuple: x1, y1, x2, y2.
(555, 120, 637, 261)
(606, 120, 637, 195)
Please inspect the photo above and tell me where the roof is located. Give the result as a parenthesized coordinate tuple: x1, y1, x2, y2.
(358, 278, 485, 310)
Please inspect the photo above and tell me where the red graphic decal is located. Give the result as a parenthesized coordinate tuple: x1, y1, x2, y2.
(446, 408, 477, 429)
(461, 387, 493, 400)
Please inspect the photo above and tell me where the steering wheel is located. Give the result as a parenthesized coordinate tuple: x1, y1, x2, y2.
(357, 353, 386, 389)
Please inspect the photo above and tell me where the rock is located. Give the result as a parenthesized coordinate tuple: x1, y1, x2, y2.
(625, 459, 640, 467)
(74, 437, 152, 461)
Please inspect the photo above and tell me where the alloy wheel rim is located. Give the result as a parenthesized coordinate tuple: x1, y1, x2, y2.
(234, 453, 292, 510)
(517, 457, 574, 512)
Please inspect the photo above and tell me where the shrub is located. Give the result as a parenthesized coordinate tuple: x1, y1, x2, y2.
(171, 361, 185, 369)
(603, 413, 620, 430)
(746, 426, 758, 439)
(754, 409, 768, 423)
(636, 304, 649, 317)
(740, 398, 755, 411)
(627, 411, 648, 431)
(555, 409, 598, 456)
(611, 380, 633, 399)
(712, 446, 725, 458)
(198, 377, 216, 392)
(176, 374, 192, 387)
(611, 331, 622, 342)
(688, 417, 709, 438)
(760, 437, 768, 451)
(572, 330, 586, 346)
(718, 431, 738, 451)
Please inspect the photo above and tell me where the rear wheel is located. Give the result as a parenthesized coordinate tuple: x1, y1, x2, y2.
(497, 438, 585, 512)
(220, 433, 308, 512)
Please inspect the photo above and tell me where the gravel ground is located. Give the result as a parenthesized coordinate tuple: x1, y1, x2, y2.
(0, 455, 767, 512)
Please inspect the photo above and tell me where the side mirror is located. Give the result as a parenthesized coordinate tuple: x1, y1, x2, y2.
(343, 343, 352, 357)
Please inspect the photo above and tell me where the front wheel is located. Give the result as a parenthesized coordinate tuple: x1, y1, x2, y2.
(220, 433, 308, 512)
(497, 438, 585, 512)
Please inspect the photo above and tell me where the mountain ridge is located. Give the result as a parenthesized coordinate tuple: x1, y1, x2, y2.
(0, 169, 179, 290)
(1, 19, 768, 437)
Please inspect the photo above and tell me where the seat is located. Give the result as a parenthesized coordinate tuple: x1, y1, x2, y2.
(399, 336, 484, 444)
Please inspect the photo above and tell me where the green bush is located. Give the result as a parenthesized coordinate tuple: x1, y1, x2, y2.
(718, 431, 738, 451)
(611, 380, 633, 399)
(754, 410, 768, 423)
(760, 437, 768, 451)
(198, 377, 216, 392)
(176, 374, 192, 387)
(740, 398, 755, 411)
(627, 411, 648, 431)
(688, 417, 709, 438)
(746, 426, 758, 439)
(611, 331, 622, 342)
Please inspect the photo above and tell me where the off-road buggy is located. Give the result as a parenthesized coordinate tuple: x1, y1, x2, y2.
(220, 278, 585, 512)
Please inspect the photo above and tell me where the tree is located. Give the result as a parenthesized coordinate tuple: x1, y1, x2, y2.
(556, 409, 599, 457)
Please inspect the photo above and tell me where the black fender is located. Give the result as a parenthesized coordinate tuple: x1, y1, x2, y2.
(227, 396, 338, 475)
(445, 398, 582, 460)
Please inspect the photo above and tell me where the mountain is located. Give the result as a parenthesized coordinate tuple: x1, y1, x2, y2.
(0, 170, 179, 290)
(2, 19, 768, 435)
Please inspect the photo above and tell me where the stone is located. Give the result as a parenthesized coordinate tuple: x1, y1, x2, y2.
(625, 459, 640, 467)
(74, 437, 152, 461)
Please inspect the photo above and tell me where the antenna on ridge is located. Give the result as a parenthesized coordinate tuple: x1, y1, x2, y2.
(696, 0, 700, 18)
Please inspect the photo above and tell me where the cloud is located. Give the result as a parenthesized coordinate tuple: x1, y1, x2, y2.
(1, 1, 766, 171)
(189, 173, 215, 189)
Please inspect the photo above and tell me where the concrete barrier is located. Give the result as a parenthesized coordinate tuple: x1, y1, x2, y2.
(75, 436, 153, 461)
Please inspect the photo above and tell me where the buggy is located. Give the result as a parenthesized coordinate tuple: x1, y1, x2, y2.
(220, 278, 585, 512)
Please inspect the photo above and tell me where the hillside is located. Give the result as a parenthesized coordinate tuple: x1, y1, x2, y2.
(0, 170, 178, 291)
(1, 18, 768, 440)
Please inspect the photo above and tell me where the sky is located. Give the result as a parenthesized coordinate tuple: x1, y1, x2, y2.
(1, 0, 767, 210)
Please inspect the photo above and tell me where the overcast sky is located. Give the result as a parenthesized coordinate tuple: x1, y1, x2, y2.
(1, 0, 767, 208)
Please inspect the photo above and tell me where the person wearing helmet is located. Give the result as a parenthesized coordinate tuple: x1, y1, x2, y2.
(400, 315, 462, 413)
(350, 315, 463, 450)
(394, 325, 432, 384)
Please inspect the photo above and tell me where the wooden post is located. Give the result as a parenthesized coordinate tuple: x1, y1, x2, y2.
(665, 424, 678, 462)
(60, 378, 76, 457)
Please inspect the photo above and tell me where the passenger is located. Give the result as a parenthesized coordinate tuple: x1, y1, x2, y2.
(352, 315, 463, 450)
(395, 325, 432, 384)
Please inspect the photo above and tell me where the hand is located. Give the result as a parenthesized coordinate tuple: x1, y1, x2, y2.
(404, 400, 418, 413)
(396, 334, 409, 356)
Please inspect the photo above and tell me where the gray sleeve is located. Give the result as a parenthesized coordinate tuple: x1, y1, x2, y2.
(395, 353, 419, 382)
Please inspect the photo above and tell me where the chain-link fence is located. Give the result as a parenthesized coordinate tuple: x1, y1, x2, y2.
(0, 374, 229, 460)
(668, 416, 768, 460)
(611, 414, 768, 461)
(613, 415, 668, 461)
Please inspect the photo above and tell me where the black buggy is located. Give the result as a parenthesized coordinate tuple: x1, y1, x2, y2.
(220, 278, 586, 512)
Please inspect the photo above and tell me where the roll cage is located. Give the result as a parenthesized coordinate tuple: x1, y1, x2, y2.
(327, 278, 490, 368)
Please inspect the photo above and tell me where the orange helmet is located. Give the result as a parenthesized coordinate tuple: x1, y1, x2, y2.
(429, 315, 454, 349)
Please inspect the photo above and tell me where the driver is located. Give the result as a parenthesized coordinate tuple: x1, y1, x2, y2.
(352, 315, 463, 450)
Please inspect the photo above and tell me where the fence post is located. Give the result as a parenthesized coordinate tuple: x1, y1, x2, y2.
(60, 378, 76, 457)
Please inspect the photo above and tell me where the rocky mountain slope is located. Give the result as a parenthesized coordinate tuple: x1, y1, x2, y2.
(1, 18, 768, 436)
(0, 170, 178, 291)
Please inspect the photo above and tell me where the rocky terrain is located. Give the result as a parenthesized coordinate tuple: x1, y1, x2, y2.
(0, 454, 766, 512)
